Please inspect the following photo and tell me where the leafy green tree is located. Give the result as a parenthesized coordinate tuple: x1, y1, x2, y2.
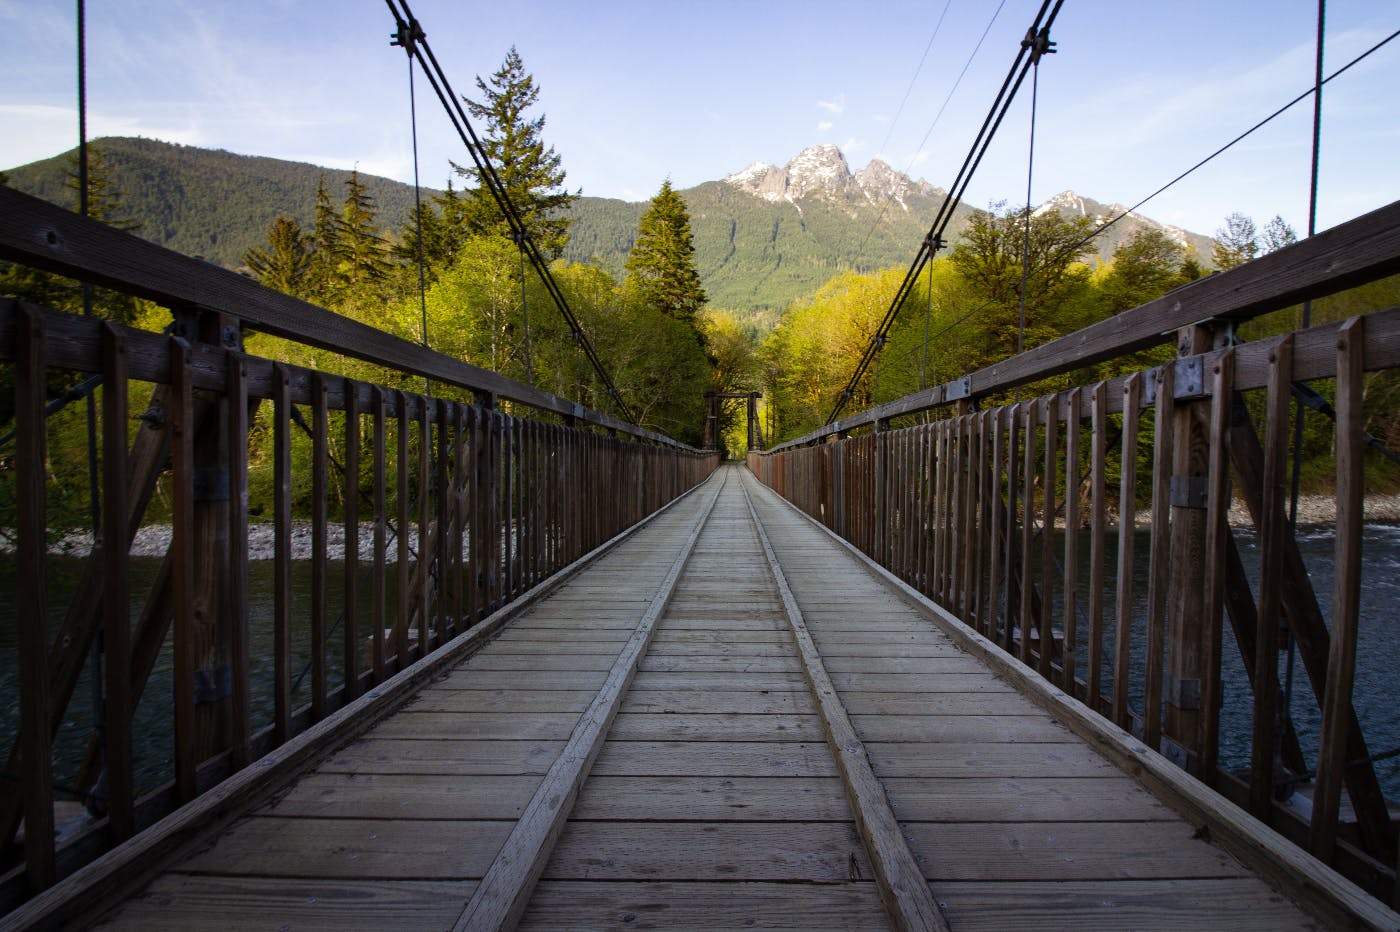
(1098, 228, 1186, 314)
(460, 46, 577, 258)
(1212, 211, 1258, 270)
(1261, 214, 1298, 254)
(244, 216, 312, 297)
(948, 201, 1097, 367)
(625, 180, 707, 323)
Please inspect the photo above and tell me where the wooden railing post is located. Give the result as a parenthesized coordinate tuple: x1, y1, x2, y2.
(1164, 324, 1214, 771)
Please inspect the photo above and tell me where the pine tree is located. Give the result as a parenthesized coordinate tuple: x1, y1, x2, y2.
(333, 170, 391, 295)
(459, 46, 577, 258)
(305, 176, 340, 303)
(244, 216, 312, 297)
(1212, 211, 1259, 270)
(625, 180, 707, 323)
(67, 145, 140, 231)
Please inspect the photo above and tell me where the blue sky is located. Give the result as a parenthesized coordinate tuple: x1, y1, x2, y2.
(1, 0, 1396, 239)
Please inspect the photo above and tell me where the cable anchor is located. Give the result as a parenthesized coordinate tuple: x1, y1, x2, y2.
(390, 17, 424, 53)
(1022, 26, 1056, 64)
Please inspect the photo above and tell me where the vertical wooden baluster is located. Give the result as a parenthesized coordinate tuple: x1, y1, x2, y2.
(1087, 381, 1108, 713)
(1019, 400, 1038, 666)
(963, 413, 982, 625)
(343, 379, 360, 702)
(503, 414, 515, 600)
(1002, 403, 1021, 653)
(16, 308, 55, 887)
(310, 372, 328, 721)
(1199, 350, 1233, 785)
(1310, 318, 1364, 860)
(170, 335, 197, 802)
(464, 405, 480, 627)
(395, 392, 411, 666)
(99, 325, 134, 841)
(930, 424, 943, 596)
(950, 418, 964, 610)
(272, 365, 292, 742)
(417, 397, 431, 650)
(226, 349, 250, 768)
(1062, 388, 1082, 695)
(1113, 373, 1142, 730)
(988, 407, 1005, 643)
(435, 398, 450, 646)
(452, 403, 466, 633)
(371, 386, 386, 681)
(1251, 335, 1292, 822)
(972, 411, 990, 635)
(1145, 364, 1176, 754)
(1040, 396, 1058, 677)
(917, 424, 930, 596)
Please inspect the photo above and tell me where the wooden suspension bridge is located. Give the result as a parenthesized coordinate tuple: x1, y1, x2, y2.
(1, 180, 1400, 928)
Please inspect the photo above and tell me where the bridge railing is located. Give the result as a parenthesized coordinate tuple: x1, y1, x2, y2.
(749, 198, 1400, 903)
(0, 186, 719, 907)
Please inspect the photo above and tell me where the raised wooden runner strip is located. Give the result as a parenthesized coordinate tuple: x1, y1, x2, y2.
(451, 471, 728, 931)
(739, 479, 950, 932)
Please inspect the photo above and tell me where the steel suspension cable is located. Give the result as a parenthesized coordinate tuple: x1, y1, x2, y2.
(385, 0, 635, 423)
(397, 27, 433, 397)
(826, 0, 1064, 425)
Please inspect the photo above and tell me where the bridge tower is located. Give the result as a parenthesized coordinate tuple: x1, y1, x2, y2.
(703, 391, 763, 453)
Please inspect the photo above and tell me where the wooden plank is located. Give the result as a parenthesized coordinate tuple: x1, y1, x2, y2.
(273, 365, 293, 743)
(931, 878, 1314, 932)
(1111, 373, 1142, 729)
(321, 739, 567, 776)
(100, 324, 134, 842)
(342, 378, 360, 701)
(741, 474, 950, 932)
(607, 712, 826, 742)
(311, 372, 329, 721)
(14, 307, 54, 889)
(1087, 381, 1108, 712)
(1251, 335, 1292, 822)
(864, 742, 1117, 779)
(543, 821, 871, 882)
(1144, 363, 1175, 754)
(1039, 396, 1057, 676)
(102, 876, 477, 930)
(174, 817, 511, 879)
(594, 739, 840, 781)
(371, 385, 387, 681)
(226, 350, 251, 770)
(1062, 387, 1081, 693)
(520, 880, 889, 930)
(882, 777, 1176, 823)
(395, 391, 412, 668)
(451, 473, 724, 931)
(1309, 317, 1364, 860)
(169, 336, 197, 804)
(1199, 350, 1234, 781)
(902, 821, 1252, 881)
(571, 775, 850, 821)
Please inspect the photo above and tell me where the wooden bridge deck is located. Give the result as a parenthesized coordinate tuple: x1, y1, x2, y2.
(91, 466, 1319, 930)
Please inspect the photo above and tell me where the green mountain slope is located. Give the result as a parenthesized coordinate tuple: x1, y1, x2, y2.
(4, 137, 1213, 324)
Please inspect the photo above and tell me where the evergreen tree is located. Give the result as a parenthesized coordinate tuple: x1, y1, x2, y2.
(394, 180, 470, 281)
(625, 180, 707, 323)
(459, 46, 577, 258)
(67, 145, 139, 231)
(305, 176, 340, 302)
(333, 170, 391, 296)
(244, 216, 312, 297)
(1261, 214, 1299, 254)
(1212, 211, 1258, 270)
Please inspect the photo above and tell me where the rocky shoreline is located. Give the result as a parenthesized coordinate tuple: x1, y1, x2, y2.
(8, 493, 1400, 559)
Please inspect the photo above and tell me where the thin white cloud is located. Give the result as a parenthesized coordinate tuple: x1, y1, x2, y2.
(816, 94, 845, 115)
(844, 137, 867, 154)
(817, 120, 833, 132)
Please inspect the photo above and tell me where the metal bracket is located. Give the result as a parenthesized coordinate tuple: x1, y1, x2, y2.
(1160, 736, 1198, 773)
(221, 324, 243, 351)
(945, 375, 971, 402)
(1170, 476, 1209, 509)
(194, 663, 232, 703)
(1144, 357, 1207, 405)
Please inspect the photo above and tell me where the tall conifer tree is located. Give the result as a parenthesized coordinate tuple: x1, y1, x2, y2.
(625, 180, 707, 323)
(459, 47, 577, 258)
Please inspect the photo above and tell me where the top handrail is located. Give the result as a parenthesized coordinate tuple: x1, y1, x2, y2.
(768, 196, 1400, 451)
(0, 185, 696, 450)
